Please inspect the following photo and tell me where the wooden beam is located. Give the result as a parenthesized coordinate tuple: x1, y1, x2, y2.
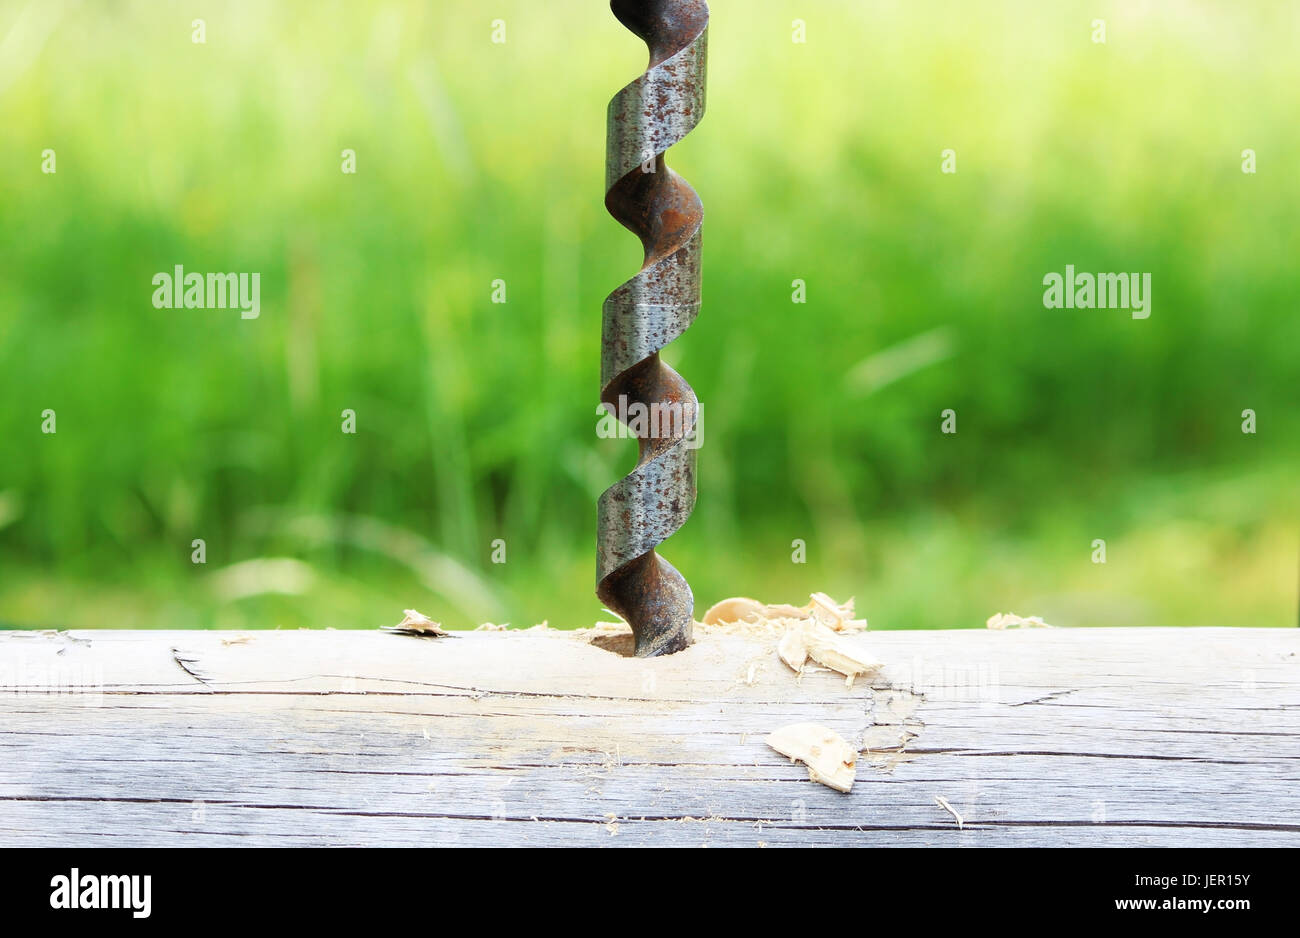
(1, 627, 1296, 846)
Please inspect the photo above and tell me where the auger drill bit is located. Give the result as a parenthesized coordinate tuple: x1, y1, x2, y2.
(597, 0, 707, 657)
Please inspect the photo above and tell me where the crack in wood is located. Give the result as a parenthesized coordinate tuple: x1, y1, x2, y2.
(3, 794, 1298, 834)
(170, 648, 211, 687)
(1010, 688, 1080, 707)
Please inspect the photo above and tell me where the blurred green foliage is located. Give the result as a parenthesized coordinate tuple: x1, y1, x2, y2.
(1, 0, 1296, 631)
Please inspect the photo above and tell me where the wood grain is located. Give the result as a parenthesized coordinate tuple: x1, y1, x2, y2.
(1, 626, 1296, 846)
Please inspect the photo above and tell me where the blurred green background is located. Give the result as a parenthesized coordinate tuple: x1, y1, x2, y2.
(1, 0, 1296, 632)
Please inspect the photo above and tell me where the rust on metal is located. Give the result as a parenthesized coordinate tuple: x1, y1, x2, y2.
(597, 0, 708, 657)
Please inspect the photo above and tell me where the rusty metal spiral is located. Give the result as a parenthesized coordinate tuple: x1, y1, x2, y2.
(597, 0, 707, 657)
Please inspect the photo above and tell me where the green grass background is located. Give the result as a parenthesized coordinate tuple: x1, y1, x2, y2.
(1, 0, 1296, 631)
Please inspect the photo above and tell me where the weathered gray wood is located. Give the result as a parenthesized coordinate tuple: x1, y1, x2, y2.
(1, 626, 1296, 846)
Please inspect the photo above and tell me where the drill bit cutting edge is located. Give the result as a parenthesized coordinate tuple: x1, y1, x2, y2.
(597, 0, 708, 657)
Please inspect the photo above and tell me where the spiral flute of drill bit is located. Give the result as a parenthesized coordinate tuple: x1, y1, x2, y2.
(597, 0, 708, 657)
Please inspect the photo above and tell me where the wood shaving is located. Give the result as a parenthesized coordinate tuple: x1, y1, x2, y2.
(476, 622, 509, 631)
(701, 592, 867, 633)
(778, 621, 882, 686)
(986, 612, 1054, 630)
(575, 594, 874, 677)
(220, 634, 253, 646)
(380, 609, 450, 637)
(935, 795, 964, 829)
(764, 602, 810, 618)
(807, 591, 856, 629)
(766, 723, 857, 792)
(701, 596, 767, 625)
(777, 625, 808, 671)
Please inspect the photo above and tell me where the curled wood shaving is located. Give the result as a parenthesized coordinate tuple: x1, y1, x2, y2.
(986, 612, 1054, 630)
(381, 609, 450, 637)
(700, 596, 767, 625)
(764, 602, 810, 618)
(766, 723, 857, 792)
(701, 592, 867, 632)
